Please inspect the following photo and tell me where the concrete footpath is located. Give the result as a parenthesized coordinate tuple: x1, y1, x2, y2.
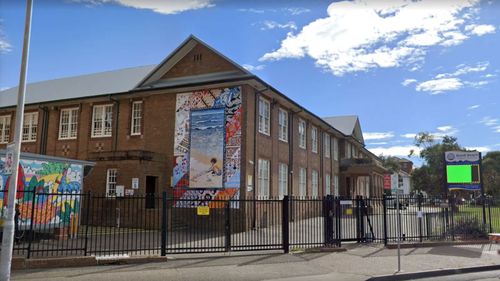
(11, 243, 500, 281)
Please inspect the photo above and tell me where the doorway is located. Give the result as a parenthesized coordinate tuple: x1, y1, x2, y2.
(145, 176, 157, 209)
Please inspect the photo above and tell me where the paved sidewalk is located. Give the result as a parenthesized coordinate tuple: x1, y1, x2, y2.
(11, 243, 500, 281)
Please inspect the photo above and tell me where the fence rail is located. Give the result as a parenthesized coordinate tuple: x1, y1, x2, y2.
(0, 191, 497, 259)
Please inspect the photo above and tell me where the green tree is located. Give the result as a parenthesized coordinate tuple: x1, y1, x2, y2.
(483, 151, 500, 196)
(410, 132, 462, 195)
(378, 155, 401, 173)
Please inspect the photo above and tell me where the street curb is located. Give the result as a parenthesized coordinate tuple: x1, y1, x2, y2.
(385, 240, 490, 249)
(366, 264, 500, 281)
(12, 255, 168, 270)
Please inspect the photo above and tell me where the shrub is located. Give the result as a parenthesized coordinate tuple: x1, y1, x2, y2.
(447, 217, 488, 239)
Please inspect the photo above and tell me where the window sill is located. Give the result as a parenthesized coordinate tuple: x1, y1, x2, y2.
(91, 135, 112, 139)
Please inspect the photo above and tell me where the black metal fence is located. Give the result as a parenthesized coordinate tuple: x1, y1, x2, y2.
(1, 191, 498, 259)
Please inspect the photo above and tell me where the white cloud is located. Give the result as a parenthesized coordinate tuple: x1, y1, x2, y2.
(73, 0, 214, 14)
(415, 78, 463, 94)
(368, 145, 421, 157)
(479, 116, 498, 127)
(367, 142, 388, 145)
(284, 7, 311, 15)
(465, 24, 496, 36)
(260, 0, 491, 76)
(238, 8, 265, 14)
(0, 25, 11, 53)
(467, 104, 480, 110)
(495, 126, 500, 133)
(434, 125, 459, 137)
(401, 133, 417, 139)
(402, 79, 417, 86)
(465, 146, 491, 153)
(435, 61, 489, 78)
(242, 64, 265, 71)
(363, 132, 395, 140)
(261, 21, 297, 31)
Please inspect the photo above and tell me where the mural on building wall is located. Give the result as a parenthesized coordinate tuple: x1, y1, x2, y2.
(189, 108, 225, 188)
(173, 87, 242, 207)
(0, 158, 83, 228)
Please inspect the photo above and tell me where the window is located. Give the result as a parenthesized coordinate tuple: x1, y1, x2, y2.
(334, 175, 339, 196)
(278, 108, 288, 142)
(352, 147, 358, 158)
(298, 119, 306, 149)
(58, 108, 79, 140)
(0, 115, 11, 144)
(258, 159, 270, 198)
(311, 126, 318, 153)
(258, 98, 270, 135)
(278, 163, 288, 198)
(333, 138, 339, 161)
(325, 173, 331, 195)
(345, 142, 352, 159)
(324, 133, 330, 158)
(131, 101, 142, 136)
(106, 169, 118, 197)
(92, 104, 113, 138)
(311, 170, 319, 198)
(22, 112, 38, 142)
(299, 168, 307, 197)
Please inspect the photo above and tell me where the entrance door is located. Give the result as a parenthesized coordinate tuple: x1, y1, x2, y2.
(145, 176, 157, 209)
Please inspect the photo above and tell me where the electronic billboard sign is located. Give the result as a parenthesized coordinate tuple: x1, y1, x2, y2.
(444, 151, 481, 191)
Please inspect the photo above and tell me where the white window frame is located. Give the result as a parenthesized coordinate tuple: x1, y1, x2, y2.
(325, 173, 331, 195)
(311, 170, 319, 198)
(0, 115, 11, 144)
(278, 163, 288, 199)
(333, 138, 339, 161)
(22, 112, 38, 142)
(58, 107, 79, 140)
(92, 104, 113, 138)
(278, 108, 288, 142)
(130, 101, 143, 136)
(299, 167, 307, 197)
(258, 98, 270, 135)
(258, 159, 270, 198)
(346, 142, 352, 159)
(311, 126, 318, 153)
(324, 133, 330, 158)
(298, 119, 306, 149)
(106, 168, 118, 197)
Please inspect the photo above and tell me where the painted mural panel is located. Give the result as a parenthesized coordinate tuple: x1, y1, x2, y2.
(173, 87, 241, 207)
(189, 108, 225, 188)
(0, 157, 83, 228)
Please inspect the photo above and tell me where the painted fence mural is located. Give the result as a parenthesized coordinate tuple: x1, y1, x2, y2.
(173, 87, 242, 207)
(0, 157, 83, 228)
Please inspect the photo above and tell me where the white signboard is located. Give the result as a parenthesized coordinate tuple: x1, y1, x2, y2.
(417, 211, 424, 218)
(445, 151, 480, 163)
(391, 173, 399, 192)
(116, 185, 125, 197)
(132, 178, 139, 189)
(340, 200, 352, 205)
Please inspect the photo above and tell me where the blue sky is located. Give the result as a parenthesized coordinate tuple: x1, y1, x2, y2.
(0, 0, 499, 166)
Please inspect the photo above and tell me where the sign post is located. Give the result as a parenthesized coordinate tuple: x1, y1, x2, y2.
(0, 1, 33, 279)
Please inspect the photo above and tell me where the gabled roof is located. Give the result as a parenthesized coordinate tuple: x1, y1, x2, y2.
(0, 65, 155, 108)
(323, 115, 365, 144)
(135, 35, 252, 90)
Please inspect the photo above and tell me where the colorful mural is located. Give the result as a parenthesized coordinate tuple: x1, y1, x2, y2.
(173, 87, 242, 207)
(0, 158, 83, 228)
(189, 108, 225, 188)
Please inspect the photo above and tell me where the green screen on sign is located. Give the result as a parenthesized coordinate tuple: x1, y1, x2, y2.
(447, 165, 472, 183)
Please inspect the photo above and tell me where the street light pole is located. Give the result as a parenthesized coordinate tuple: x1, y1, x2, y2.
(0, 0, 33, 280)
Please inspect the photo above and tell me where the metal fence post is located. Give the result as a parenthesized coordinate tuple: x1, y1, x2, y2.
(336, 197, 342, 247)
(449, 198, 455, 241)
(323, 195, 334, 246)
(225, 200, 231, 252)
(418, 193, 423, 243)
(488, 197, 493, 234)
(282, 195, 289, 253)
(83, 192, 92, 256)
(161, 192, 167, 256)
(26, 190, 37, 259)
(382, 194, 388, 246)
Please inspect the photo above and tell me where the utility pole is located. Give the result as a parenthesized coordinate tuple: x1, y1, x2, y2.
(0, 0, 33, 280)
